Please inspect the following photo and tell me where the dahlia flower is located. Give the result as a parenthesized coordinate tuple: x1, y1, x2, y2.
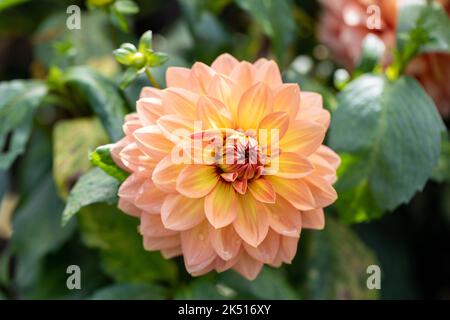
(110, 54, 340, 280)
(319, 0, 450, 117)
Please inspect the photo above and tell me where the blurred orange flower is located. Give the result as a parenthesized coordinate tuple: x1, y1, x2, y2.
(319, 0, 450, 117)
(111, 54, 340, 280)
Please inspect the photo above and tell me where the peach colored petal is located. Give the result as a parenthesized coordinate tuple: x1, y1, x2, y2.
(119, 142, 155, 175)
(118, 198, 141, 217)
(278, 236, 299, 263)
(162, 87, 199, 119)
(258, 111, 290, 140)
(197, 96, 234, 129)
(302, 208, 325, 230)
(232, 250, 263, 281)
(233, 193, 269, 247)
(140, 213, 177, 237)
(161, 246, 182, 259)
(152, 155, 186, 193)
(266, 176, 316, 211)
(134, 179, 167, 214)
(248, 178, 276, 204)
(253, 57, 269, 69)
(122, 115, 141, 137)
(118, 173, 146, 203)
(191, 62, 217, 94)
(273, 84, 301, 120)
(299, 92, 330, 127)
(205, 180, 238, 228)
(181, 221, 217, 274)
(270, 152, 314, 179)
(211, 53, 239, 75)
(267, 196, 302, 238)
(110, 137, 132, 172)
(305, 175, 338, 208)
(244, 228, 280, 263)
(215, 254, 240, 273)
(161, 194, 205, 231)
(315, 145, 341, 169)
(255, 60, 282, 88)
(230, 61, 255, 92)
(280, 120, 325, 156)
(209, 224, 241, 261)
(207, 74, 242, 121)
(237, 82, 273, 131)
(136, 97, 164, 126)
(166, 66, 191, 89)
(133, 125, 173, 161)
(157, 114, 194, 143)
(143, 234, 180, 250)
(140, 86, 162, 98)
(176, 165, 219, 198)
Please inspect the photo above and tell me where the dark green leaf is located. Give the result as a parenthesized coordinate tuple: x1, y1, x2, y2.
(329, 75, 445, 222)
(235, 0, 295, 65)
(90, 283, 167, 300)
(0, 80, 47, 170)
(432, 136, 450, 183)
(175, 279, 235, 300)
(0, 0, 31, 11)
(11, 174, 76, 295)
(90, 144, 130, 182)
(79, 203, 178, 283)
(64, 66, 128, 141)
(62, 168, 119, 226)
(219, 268, 299, 299)
(299, 217, 379, 299)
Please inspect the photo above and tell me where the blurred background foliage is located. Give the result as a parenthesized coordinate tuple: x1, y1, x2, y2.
(0, 0, 449, 300)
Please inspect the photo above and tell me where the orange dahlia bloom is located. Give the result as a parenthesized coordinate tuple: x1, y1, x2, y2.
(110, 54, 340, 280)
(319, 0, 450, 118)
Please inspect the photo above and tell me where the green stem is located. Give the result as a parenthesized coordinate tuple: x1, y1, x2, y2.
(144, 68, 160, 89)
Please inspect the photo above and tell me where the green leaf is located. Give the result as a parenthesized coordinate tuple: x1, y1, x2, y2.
(90, 283, 166, 300)
(354, 34, 385, 76)
(219, 268, 299, 299)
(175, 279, 235, 300)
(397, 1, 450, 55)
(0, 80, 47, 170)
(53, 118, 109, 199)
(0, 0, 31, 11)
(299, 217, 379, 299)
(235, 0, 295, 65)
(138, 30, 153, 52)
(90, 144, 130, 182)
(432, 136, 450, 183)
(33, 12, 116, 70)
(329, 75, 445, 222)
(62, 168, 119, 226)
(110, 6, 129, 32)
(113, 0, 139, 15)
(119, 67, 139, 89)
(78, 203, 178, 283)
(64, 66, 128, 141)
(145, 50, 169, 67)
(11, 174, 76, 295)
